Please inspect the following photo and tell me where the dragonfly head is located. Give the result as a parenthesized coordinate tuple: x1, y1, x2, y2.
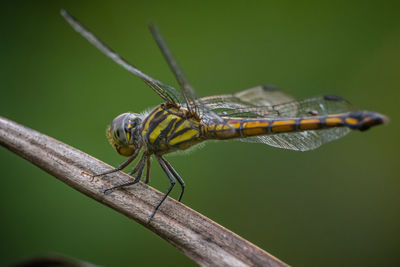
(106, 113, 143, 157)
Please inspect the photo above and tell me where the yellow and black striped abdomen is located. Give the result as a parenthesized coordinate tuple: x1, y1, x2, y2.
(206, 111, 387, 140)
(141, 104, 202, 153)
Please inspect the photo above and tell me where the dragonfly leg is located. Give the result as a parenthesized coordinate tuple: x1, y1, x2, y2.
(128, 153, 146, 176)
(161, 157, 185, 202)
(93, 149, 139, 177)
(104, 154, 146, 195)
(144, 156, 151, 184)
(150, 155, 176, 221)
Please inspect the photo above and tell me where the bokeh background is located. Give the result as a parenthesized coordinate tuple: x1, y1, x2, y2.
(1, 1, 399, 266)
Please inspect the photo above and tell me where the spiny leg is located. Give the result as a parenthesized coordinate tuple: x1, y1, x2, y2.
(93, 149, 139, 177)
(128, 153, 150, 183)
(104, 154, 147, 195)
(129, 153, 147, 176)
(161, 157, 185, 202)
(150, 155, 176, 221)
(145, 156, 151, 184)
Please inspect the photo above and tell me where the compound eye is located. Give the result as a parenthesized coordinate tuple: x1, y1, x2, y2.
(119, 128, 128, 144)
(111, 127, 127, 145)
(126, 117, 138, 131)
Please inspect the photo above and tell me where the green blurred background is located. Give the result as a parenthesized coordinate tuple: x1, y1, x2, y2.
(1, 1, 399, 266)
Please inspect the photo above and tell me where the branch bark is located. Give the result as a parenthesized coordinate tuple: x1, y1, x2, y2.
(0, 116, 289, 267)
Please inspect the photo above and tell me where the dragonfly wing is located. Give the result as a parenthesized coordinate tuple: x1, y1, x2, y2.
(201, 85, 294, 109)
(237, 94, 356, 150)
(149, 23, 224, 123)
(201, 85, 296, 118)
(271, 94, 356, 117)
(240, 128, 351, 151)
(61, 10, 183, 104)
(203, 87, 356, 119)
(149, 24, 196, 107)
(233, 85, 295, 106)
(201, 85, 357, 151)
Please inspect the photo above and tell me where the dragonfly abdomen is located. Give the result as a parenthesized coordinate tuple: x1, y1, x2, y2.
(206, 111, 387, 139)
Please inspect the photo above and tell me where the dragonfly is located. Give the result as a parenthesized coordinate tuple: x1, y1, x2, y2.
(61, 10, 387, 221)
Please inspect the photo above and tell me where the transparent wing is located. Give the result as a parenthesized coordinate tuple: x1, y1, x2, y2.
(270, 94, 356, 117)
(149, 24, 196, 108)
(202, 85, 355, 119)
(149, 24, 224, 124)
(201, 85, 295, 118)
(201, 85, 294, 112)
(61, 10, 184, 104)
(237, 93, 356, 151)
(241, 128, 351, 151)
(201, 85, 356, 151)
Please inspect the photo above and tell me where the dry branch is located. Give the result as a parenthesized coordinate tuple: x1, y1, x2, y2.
(0, 116, 289, 267)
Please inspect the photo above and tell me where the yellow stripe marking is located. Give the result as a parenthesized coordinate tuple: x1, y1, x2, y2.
(299, 119, 320, 130)
(215, 124, 233, 131)
(148, 114, 179, 144)
(169, 129, 199, 146)
(271, 120, 296, 133)
(244, 121, 269, 128)
(175, 119, 192, 133)
(325, 117, 342, 126)
(240, 120, 269, 136)
(345, 117, 358, 125)
(242, 127, 266, 136)
(216, 124, 224, 131)
(168, 117, 181, 136)
(226, 121, 241, 129)
(272, 120, 296, 126)
(143, 107, 162, 133)
(210, 122, 238, 136)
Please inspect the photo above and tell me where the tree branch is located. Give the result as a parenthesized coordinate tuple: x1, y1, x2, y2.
(0, 116, 289, 267)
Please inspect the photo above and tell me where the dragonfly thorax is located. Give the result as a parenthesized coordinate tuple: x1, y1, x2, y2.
(106, 112, 143, 157)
